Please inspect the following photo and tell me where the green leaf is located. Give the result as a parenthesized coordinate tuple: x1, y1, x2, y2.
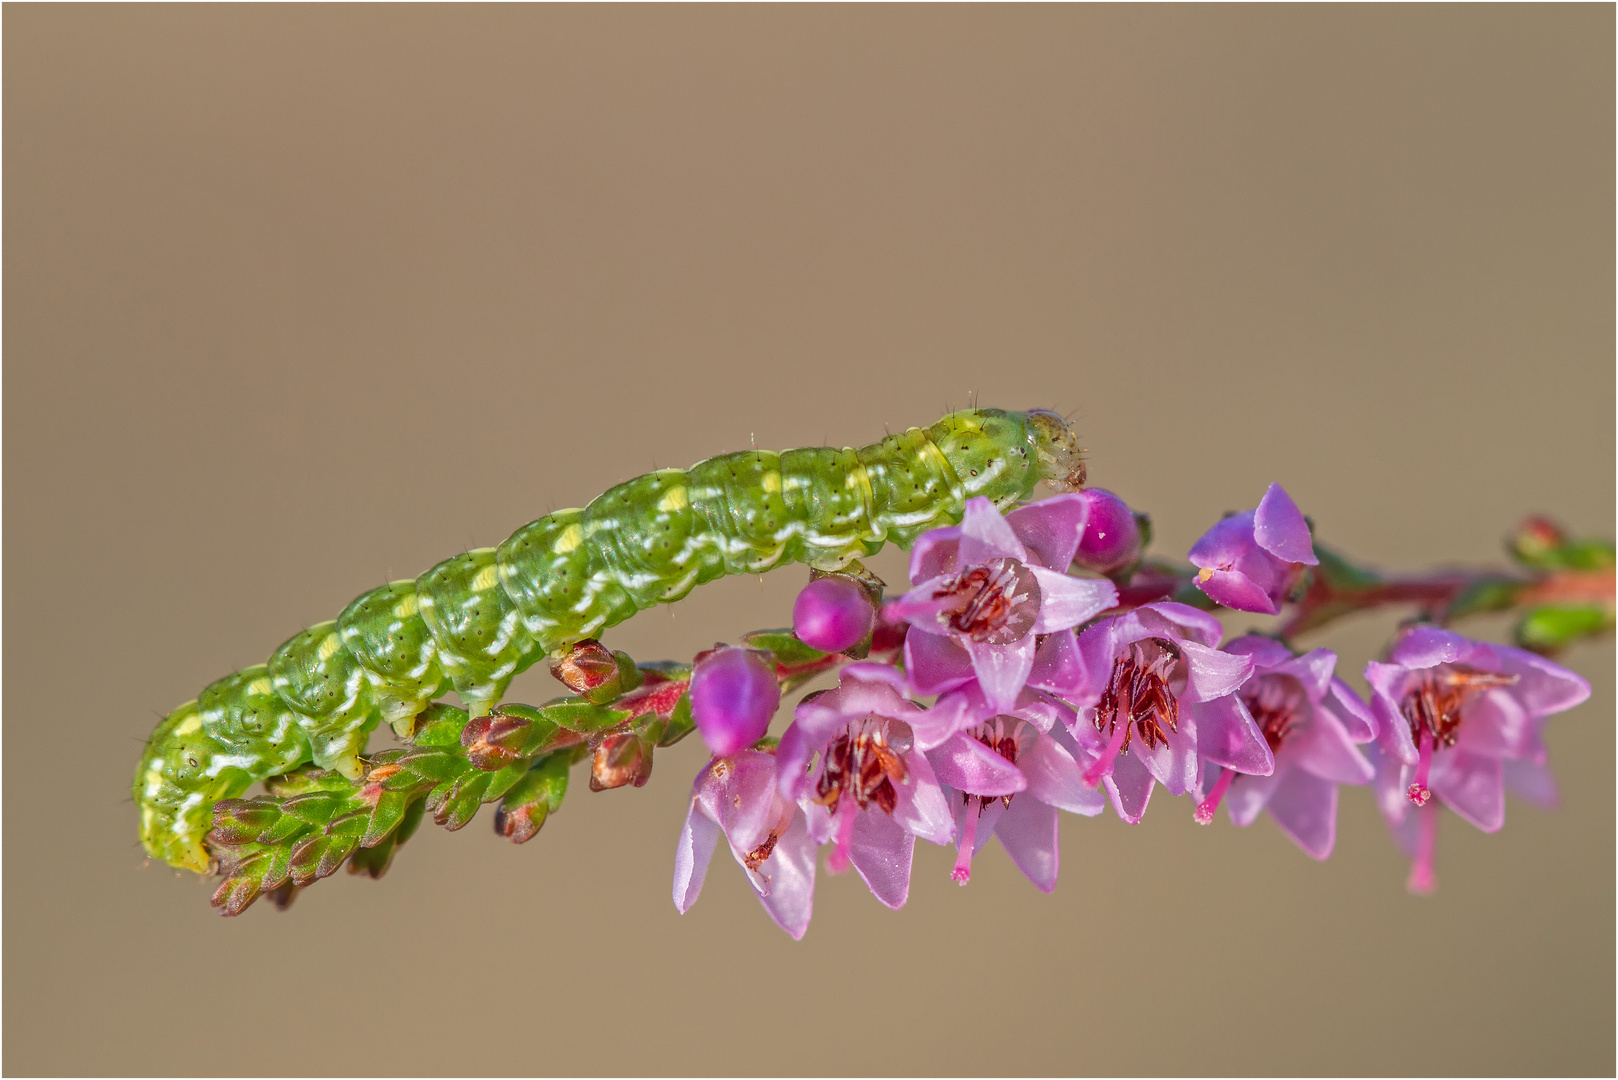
(1515, 604, 1614, 653)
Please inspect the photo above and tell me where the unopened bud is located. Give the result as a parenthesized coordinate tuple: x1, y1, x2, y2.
(689, 646, 780, 757)
(793, 577, 876, 653)
(589, 731, 652, 791)
(1073, 488, 1143, 574)
(461, 712, 533, 770)
(550, 639, 625, 699)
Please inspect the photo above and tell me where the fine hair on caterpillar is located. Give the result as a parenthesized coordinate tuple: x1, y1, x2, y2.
(134, 408, 1086, 872)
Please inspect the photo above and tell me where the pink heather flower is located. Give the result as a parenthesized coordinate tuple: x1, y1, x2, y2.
(1363, 624, 1590, 893)
(920, 682, 1105, 890)
(1194, 635, 1376, 859)
(1061, 602, 1264, 823)
(776, 664, 956, 909)
(1188, 483, 1318, 615)
(885, 495, 1119, 713)
(1072, 488, 1143, 575)
(793, 576, 875, 654)
(689, 646, 782, 757)
(674, 749, 816, 938)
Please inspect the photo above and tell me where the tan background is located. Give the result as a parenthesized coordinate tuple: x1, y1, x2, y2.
(5, 5, 1613, 1075)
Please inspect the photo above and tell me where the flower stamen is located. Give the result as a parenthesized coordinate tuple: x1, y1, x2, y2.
(1399, 665, 1517, 805)
(1084, 637, 1181, 785)
(931, 558, 1041, 645)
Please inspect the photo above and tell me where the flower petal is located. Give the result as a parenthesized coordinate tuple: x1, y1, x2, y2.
(1288, 708, 1374, 784)
(1181, 641, 1255, 703)
(890, 750, 956, 845)
(1431, 751, 1505, 832)
(1006, 492, 1089, 572)
(1224, 768, 1280, 826)
(1265, 768, 1336, 859)
(1503, 757, 1560, 809)
(1222, 634, 1297, 669)
(995, 796, 1061, 892)
(1135, 709, 1200, 796)
(967, 634, 1036, 713)
(1028, 565, 1119, 633)
(673, 799, 720, 913)
(927, 732, 1027, 797)
(1324, 678, 1377, 742)
(1195, 569, 1279, 615)
(751, 811, 816, 939)
(1270, 648, 1337, 703)
(910, 688, 984, 751)
(1388, 625, 1479, 669)
(1103, 752, 1155, 823)
(958, 496, 1029, 566)
(1494, 643, 1593, 715)
(1456, 688, 1534, 760)
(904, 630, 975, 698)
(848, 809, 916, 910)
(1193, 694, 1274, 776)
(1253, 483, 1317, 565)
(909, 526, 962, 585)
(1029, 629, 1089, 697)
(1020, 733, 1105, 815)
(1187, 512, 1257, 570)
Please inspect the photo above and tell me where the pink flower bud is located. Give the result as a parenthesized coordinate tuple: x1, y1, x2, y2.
(1073, 488, 1142, 574)
(690, 647, 781, 757)
(792, 577, 875, 653)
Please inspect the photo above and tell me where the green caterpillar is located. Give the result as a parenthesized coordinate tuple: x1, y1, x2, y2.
(135, 408, 1084, 872)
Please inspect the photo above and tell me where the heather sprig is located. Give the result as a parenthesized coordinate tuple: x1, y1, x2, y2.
(193, 480, 1610, 935)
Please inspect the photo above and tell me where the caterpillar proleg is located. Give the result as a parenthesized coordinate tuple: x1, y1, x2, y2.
(135, 408, 1085, 871)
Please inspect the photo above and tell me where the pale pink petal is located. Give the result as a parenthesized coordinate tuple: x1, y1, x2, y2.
(1324, 678, 1377, 742)
(751, 811, 816, 939)
(673, 800, 720, 913)
(967, 635, 1036, 713)
(848, 809, 915, 910)
(890, 751, 956, 844)
(1253, 483, 1318, 565)
(910, 688, 982, 751)
(1009, 688, 1073, 734)
(1020, 733, 1105, 815)
(927, 732, 1026, 797)
(883, 577, 958, 627)
(1270, 648, 1336, 703)
(909, 526, 962, 585)
(1430, 751, 1505, 832)
(1503, 757, 1560, 809)
(904, 630, 975, 698)
(1265, 768, 1336, 859)
(1135, 710, 1200, 796)
(1456, 689, 1533, 759)
(1193, 694, 1274, 776)
(1222, 634, 1296, 668)
(1181, 641, 1254, 703)
(1006, 493, 1089, 572)
(1103, 752, 1155, 823)
(715, 750, 782, 852)
(1366, 662, 1419, 764)
(775, 723, 816, 801)
(1388, 625, 1477, 670)
(1224, 768, 1280, 826)
(1494, 644, 1593, 715)
(1027, 565, 1119, 633)
(1196, 569, 1279, 615)
(1288, 708, 1374, 784)
(958, 496, 1029, 566)
(1030, 628, 1090, 697)
(995, 796, 1061, 892)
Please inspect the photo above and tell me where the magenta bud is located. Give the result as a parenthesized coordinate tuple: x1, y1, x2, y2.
(792, 577, 876, 653)
(689, 647, 781, 757)
(1074, 488, 1142, 574)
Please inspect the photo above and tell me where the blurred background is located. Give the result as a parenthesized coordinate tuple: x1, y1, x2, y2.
(5, 6, 1612, 1075)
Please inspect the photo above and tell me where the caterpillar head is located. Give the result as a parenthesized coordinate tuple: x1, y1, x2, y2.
(1024, 409, 1086, 491)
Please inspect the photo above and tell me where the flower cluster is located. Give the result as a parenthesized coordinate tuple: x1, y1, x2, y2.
(674, 485, 1595, 938)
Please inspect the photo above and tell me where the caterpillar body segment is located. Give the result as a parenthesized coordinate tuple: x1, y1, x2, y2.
(135, 408, 1083, 872)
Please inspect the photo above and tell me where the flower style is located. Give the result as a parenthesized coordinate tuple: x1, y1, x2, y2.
(886, 495, 1119, 712)
(919, 681, 1105, 891)
(1188, 483, 1318, 614)
(1194, 635, 1376, 859)
(1363, 624, 1590, 892)
(776, 664, 957, 909)
(674, 749, 816, 938)
(1060, 602, 1265, 823)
